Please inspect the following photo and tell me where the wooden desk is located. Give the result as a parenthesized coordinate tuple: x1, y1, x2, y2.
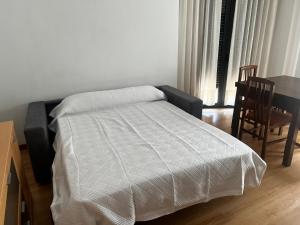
(0, 121, 32, 225)
(231, 75, 300, 167)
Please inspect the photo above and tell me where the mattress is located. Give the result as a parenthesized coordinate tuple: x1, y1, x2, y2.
(51, 100, 266, 225)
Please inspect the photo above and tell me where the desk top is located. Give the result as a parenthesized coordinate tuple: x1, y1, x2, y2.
(267, 75, 300, 101)
(236, 75, 300, 102)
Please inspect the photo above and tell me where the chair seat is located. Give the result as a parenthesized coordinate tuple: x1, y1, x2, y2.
(270, 110, 292, 127)
(246, 110, 291, 128)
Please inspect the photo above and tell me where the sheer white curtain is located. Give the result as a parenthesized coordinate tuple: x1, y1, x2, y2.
(282, 0, 300, 76)
(178, 0, 221, 105)
(224, 0, 278, 105)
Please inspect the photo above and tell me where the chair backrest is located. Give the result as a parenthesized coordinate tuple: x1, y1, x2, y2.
(238, 65, 258, 82)
(243, 77, 275, 124)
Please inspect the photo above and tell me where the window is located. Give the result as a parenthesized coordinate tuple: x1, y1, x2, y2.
(215, 0, 236, 106)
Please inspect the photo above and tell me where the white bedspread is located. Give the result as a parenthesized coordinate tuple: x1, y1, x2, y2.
(51, 101, 266, 225)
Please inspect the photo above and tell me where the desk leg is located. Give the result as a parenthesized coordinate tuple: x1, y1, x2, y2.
(283, 107, 300, 167)
(231, 89, 240, 137)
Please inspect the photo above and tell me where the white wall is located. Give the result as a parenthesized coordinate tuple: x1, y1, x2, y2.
(296, 59, 300, 77)
(0, 0, 179, 143)
(267, 0, 300, 77)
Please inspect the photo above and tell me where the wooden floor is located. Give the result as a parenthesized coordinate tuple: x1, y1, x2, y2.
(22, 109, 300, 225)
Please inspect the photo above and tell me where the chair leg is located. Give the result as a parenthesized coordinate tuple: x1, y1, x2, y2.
(261, 125, 269, 159)
(239, 114, 246, 141)
(253, 122, 257, 138)
(238, 127, 243, 140)
(278, 127, 283, 136)
(259, 126, 263, 139)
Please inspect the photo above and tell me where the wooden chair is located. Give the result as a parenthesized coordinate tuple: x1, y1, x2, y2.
(239, 77, 291, 159)
(237, 65, 258, 135)
(238, 65, 283, 137)
(238, 65, 258, 82)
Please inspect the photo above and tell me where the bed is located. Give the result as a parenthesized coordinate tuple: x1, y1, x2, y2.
(24, 85, 266, 225)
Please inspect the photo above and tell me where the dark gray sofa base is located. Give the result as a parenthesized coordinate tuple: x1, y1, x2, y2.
(24, 85, 203, 184)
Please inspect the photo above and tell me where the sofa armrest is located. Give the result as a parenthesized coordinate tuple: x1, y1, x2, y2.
(24, 102, 53, 184)
(157, 85, 203, 119)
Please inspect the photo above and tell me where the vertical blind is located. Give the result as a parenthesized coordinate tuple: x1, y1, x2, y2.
(224, 0, 278, 105)
(178, 0, 222, 105)
(178, 0, 279, 106)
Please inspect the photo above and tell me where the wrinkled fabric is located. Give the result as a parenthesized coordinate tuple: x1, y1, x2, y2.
(51, 101, 266, 225)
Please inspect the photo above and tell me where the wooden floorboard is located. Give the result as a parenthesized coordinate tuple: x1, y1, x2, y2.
(22, 108, 300, 225)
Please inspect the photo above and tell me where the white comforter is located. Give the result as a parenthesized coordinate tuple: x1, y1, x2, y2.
(51, 101, 266, 225)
